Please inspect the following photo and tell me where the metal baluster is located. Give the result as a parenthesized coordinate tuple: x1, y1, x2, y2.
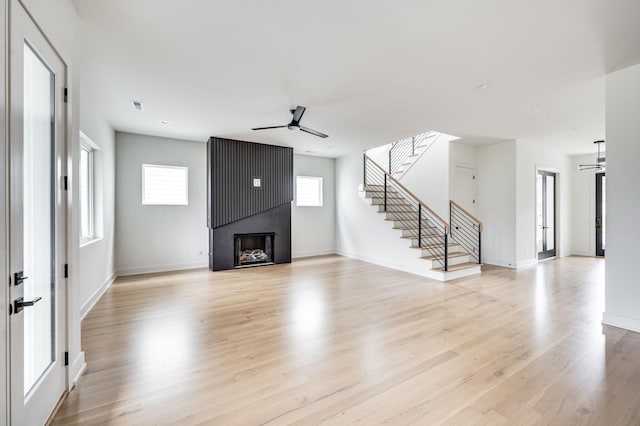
(418, 204, 422, 248)
(478, 226, 482, 265)
(363, 153, 367, 187)
(384, 174, 388, 212)
(444, 233, 448, 271)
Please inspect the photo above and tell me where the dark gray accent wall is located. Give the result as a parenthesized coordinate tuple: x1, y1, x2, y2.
(208, 137, 293, 229)
(207, 137, 293, 271)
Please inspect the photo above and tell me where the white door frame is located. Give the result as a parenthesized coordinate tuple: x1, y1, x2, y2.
(1, 0, 8, 422)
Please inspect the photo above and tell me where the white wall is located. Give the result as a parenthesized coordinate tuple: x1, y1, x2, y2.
(449, 140, 477, 166)
(603, 63, 640, 333)
(20, 0, 85, 387)
(366, 144, 390, 172)
(78, 89, 116, 318)
(515, 140, 572, 267)
(292, 155, 336, 257)
(115, 133, 208, 275)
(401, 136, 450, 220)
(570, 153, 600, 256)
(476, 141, 517, 267)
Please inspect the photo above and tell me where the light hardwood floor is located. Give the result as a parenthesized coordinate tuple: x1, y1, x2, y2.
(52, 255, 640, 425)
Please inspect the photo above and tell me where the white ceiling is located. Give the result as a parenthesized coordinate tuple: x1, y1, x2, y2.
(71, 0, 640, 157)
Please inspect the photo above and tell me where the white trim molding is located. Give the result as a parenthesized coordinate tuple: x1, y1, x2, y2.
(117, 261, 208, 277)
(603, 311, 640, 334)
(80, 271, 116, 320)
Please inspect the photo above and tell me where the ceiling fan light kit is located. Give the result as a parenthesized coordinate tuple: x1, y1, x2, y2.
(578, 140, 605, 171)
(252, 105, 329, 138)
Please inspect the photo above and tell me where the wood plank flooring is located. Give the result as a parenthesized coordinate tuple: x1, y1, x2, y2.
(52, 255, 640, 425)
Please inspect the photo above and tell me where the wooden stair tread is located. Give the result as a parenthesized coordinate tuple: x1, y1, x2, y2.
(406, 240, 459, 248)
(421, 252, 469, 261)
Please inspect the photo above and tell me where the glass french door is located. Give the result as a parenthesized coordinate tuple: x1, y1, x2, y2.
(8, 1, 67, 424)
(596, 172, 606, 257)
(536, 170, 556, 260)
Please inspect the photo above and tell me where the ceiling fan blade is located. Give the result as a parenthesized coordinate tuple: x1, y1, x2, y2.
(300, 126, 329, 138)
(252, 125, 287, 131)
(291, 106, 306, 125)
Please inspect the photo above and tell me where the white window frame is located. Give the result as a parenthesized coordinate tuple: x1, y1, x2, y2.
(296, 176, 323, 207)
(79, 134, 95, 243)
(142, 164, 189, 206)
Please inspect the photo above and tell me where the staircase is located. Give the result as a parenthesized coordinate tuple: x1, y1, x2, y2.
(389, 131, 439, 180)
(362, 154, 482, 281)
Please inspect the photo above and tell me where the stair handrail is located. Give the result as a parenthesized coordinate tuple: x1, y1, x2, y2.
(388, 131, 437, 175)
(366, 155, 449, 233)
(364, 154, 450, 271)
(449, 200, 482, 264)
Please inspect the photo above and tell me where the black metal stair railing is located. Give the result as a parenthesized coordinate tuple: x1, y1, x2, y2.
(449, 200, 482, 264)
(364, 154, 450, 271)
(388, 131, 437, 175)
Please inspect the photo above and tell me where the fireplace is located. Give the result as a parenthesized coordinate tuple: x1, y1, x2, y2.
(234, 233, 274, 268)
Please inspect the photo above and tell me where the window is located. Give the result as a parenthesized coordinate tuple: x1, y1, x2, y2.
(142, 164, 189, 205)
(296, 176, 323, 206)
(79, 142, 94, 240)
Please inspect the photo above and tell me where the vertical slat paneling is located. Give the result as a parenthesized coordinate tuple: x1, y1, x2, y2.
(208, 137, 293, 229)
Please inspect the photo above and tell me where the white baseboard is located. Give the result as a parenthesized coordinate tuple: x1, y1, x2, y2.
(81, 272, 116, 320)
(516, 258, 538, 269)
(482, 258, 516, 269)
(70, 351, 86, 388)
(117, 260, 208, 277)
(602, 311, 640, 333)
(336, 250, 440, 282)
(571, 251, 595, 257)
(293, 249, 336, 259)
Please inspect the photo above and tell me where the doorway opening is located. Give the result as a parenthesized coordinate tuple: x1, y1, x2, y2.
(596, 172, 606, 257)
(537, 170, 556, 260)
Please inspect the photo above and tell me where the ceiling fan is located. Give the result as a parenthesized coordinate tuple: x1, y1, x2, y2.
(579, 140, 606, 171)
(252, 106, 329, 138)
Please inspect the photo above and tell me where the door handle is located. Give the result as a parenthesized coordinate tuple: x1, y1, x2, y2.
(13, 296, 42, 314)
(14, 271, 28, 286)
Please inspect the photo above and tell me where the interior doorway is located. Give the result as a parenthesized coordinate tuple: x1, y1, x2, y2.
(537, 170, 556, 260)
(452, 164, 477, 215)
(596, 172, 606, 257)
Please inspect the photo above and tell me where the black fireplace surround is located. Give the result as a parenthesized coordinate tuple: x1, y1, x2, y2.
(207, 137, 293, 271)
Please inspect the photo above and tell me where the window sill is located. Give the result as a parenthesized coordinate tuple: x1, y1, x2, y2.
(80, 237, 102, 248)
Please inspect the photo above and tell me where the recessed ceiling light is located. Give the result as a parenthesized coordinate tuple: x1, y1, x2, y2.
(131, 100, 144, 111)
(569, 128, 578, 131)
(160, 120, 170, 125)
(530, 108, 543, 114)
(475, 83, 490, 91)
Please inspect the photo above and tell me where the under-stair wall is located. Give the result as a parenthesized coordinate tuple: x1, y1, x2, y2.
(336, 152, 481, 281)
(336, 153, 442, 277)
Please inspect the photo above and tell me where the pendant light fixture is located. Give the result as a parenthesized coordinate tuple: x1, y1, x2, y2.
(579, 140, 605, 171)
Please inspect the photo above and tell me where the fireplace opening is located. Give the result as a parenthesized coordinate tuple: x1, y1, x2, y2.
(234, 233, 274, 268)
